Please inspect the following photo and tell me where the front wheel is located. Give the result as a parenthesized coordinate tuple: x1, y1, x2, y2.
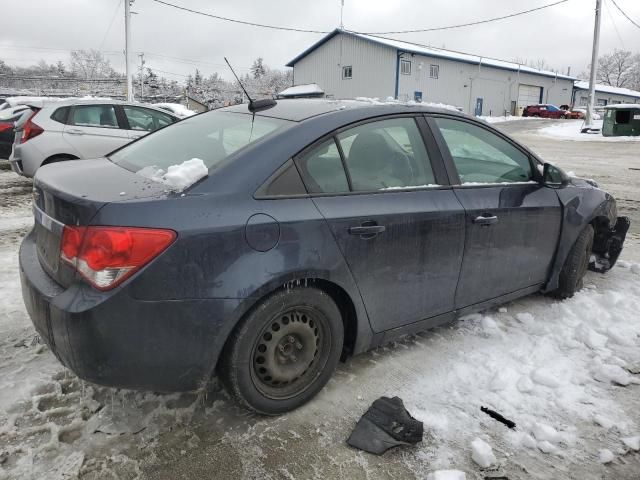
(219, 287, 344, 415)
(553, 225, 594, 299)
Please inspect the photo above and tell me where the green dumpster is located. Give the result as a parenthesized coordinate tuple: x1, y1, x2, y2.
(602, 104, 640, 137)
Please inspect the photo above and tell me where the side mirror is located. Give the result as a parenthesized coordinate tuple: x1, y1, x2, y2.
(542, 163, 570, 187)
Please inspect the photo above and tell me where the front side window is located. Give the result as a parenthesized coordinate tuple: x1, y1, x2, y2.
(337, 117, 435, 191)
(434, 117, 532, 184)
(71, 105, 119, 128)
(429, 64, 439, 79)
(342, 66, 352, 79)
(123, 106, 175, 132)
(296, 138, 349, 194)
(400, 59, 411, 75)
(110, 111, 290, 174)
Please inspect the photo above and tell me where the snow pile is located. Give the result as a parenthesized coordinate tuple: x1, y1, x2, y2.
(622, 436, 640, 451)
(479, 115, 546, 124)
(470, 438, 496, 467)
(427, 470, 466, 480)
(598, 448, 615, 464)
(539, 120, 640, 142)
(137, 158, 208, 192)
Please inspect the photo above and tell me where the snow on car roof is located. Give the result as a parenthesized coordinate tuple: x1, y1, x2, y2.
(574, 81, 640, 99)
(278, 83, 324, 97)
(287, 29, 575, 81)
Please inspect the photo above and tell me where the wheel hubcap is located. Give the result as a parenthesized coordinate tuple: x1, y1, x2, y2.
(252, 309, 324, 397)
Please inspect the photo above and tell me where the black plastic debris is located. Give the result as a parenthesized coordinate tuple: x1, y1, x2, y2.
(347, 396, 423, 455)
(481, 406, 516, 429)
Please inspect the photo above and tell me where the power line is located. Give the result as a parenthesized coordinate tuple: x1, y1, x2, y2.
(98, 0, 124, 51)
(609, 0, 640, 29)
(604, 0, 625, 48)
(361, 0, 571, 34)
(148, 0, 329, 33)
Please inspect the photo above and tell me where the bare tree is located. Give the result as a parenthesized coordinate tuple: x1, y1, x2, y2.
(69, 49, 118, 79)
(596, 49, 635, 88)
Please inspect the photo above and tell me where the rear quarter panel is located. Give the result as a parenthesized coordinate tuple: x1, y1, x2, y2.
(94, 192, 374, 356)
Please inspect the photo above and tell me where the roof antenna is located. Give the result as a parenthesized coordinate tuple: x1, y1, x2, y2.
(224, 57, 277, 112)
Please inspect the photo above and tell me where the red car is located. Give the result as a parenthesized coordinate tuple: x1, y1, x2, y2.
(522, 104, 567, 119)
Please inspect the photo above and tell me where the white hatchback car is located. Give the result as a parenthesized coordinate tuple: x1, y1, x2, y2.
(10, 99, 179, 177)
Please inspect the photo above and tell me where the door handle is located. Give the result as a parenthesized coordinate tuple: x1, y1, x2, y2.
(348, 223, 386, 237)
(473, 214, 498, 226)
(66, 129, 84, 135)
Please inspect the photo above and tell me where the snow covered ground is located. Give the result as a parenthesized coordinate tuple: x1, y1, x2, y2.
(1, 122, 640, 480)
(539, 119, 640, 142)
(479, 115, 546, 125)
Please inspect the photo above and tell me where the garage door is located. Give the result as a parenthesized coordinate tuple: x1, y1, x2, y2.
(518, 84, 542, 108)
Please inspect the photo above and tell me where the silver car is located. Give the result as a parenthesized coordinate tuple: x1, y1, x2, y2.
(10, 99, 179, 177)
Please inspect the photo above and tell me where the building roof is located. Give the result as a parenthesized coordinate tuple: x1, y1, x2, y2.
(286, 29, 575, 81)
(574, 81, 640, 99)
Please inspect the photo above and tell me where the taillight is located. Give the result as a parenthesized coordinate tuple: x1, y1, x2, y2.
(21, 111, 44, 144)
(60, 226, 176, 290)
(0, 123, 13, 133)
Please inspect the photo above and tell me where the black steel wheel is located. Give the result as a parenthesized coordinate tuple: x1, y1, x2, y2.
(553, 225, 594, 298)
(220, 287, 343, 415)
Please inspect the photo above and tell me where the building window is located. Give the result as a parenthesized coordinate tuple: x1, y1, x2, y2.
(597, 99, 608, 106)
(400, 59, 411, 75)
(342, 66, 352, 79)
(579, 96, 588, 107)
(429, 64, 439, 79)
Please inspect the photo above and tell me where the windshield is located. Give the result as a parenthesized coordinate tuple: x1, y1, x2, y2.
(547, 105, 560, 112)
(110, 111, 290, 175)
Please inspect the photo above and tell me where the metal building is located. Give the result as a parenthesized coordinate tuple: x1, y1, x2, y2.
(572, 81, 640, 107)
(287, 29, 575, 117)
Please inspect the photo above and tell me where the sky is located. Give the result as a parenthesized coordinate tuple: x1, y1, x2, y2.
(1, 0, 640, 82)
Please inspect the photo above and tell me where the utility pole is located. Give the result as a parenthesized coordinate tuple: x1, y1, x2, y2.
(125, 0, 134, 101)
(138, 52, 145, 100)
(584, 0, 602, 131)
(340, 0, 345, 29)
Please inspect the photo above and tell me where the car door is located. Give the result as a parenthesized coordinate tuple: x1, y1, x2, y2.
(295, 116, 465, 333)
(121, 105, 176, 140)
(428, 115, 562, 308)
(63, 104, 130, 158)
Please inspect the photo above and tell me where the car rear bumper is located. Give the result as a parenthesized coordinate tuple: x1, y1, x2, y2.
(20, 230, 242, 392)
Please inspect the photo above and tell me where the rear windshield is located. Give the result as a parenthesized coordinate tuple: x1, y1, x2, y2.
(109, 111, 290, 174)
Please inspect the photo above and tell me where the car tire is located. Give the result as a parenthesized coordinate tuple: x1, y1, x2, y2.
(219, 287, 344, 415)
(553, 225, 594, 299)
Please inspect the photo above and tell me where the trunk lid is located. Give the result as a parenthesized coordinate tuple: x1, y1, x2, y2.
(33, 158, 169, 285)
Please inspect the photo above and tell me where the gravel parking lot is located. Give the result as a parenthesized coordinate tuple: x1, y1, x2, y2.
(1, 119, 639, 480)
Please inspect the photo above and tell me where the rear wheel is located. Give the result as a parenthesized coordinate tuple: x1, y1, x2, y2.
(553, 225, 594, 299)
(220, 287, 344, 415)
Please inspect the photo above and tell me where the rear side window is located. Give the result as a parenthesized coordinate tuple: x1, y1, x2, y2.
(123, 106, 175, 132)
(337, 117, 435, 191)
(51, 106, 70, 124)
(110, 111, 289, 174)
(71, 105, 119, 128)
(296, 138, 349, 194)
(434, 117, 532, 184)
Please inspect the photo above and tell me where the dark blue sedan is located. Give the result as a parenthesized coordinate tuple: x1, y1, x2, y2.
(20, 99, 629, 414)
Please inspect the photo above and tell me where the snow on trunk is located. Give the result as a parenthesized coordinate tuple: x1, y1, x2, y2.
(137, 158, 208, 192)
